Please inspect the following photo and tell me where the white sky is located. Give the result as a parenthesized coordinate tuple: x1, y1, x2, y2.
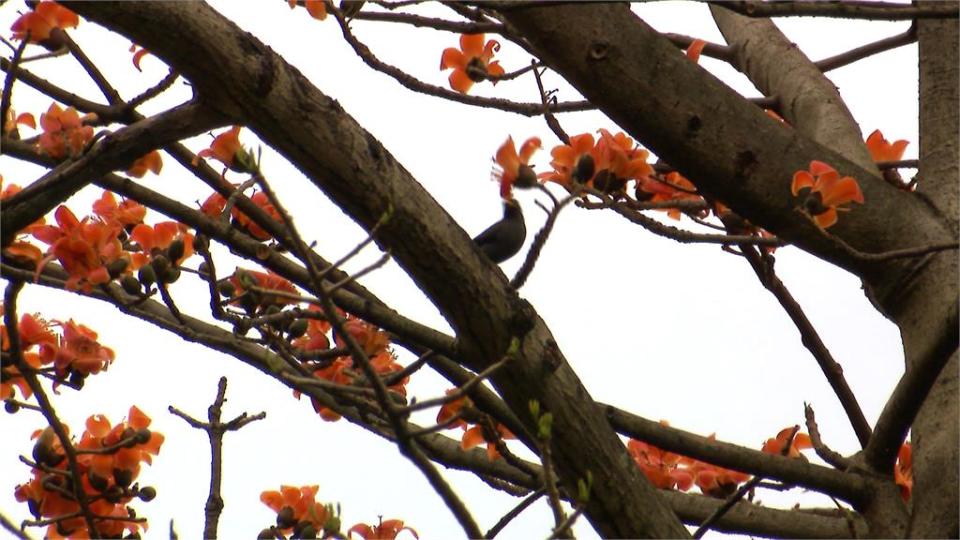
(0, 1, 915, 538)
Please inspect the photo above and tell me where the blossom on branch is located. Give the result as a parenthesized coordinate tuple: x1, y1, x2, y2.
(440, 33, 505, 94)
(866, 129, 908, 163)
(493, 136, 541, 198)
(791, 160, 864, 229)
(349, 518, 418, 540)
(37, 103, 96, 159)
(288, 0, 328, 21)
(10, 1, 79, 50)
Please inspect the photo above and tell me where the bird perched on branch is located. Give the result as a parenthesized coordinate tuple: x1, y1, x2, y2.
(473, 198, 526, 263)
(339, 0, 365, 18)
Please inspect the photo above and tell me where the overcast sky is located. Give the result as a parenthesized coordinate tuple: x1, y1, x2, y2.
(0, 1, 916, 538)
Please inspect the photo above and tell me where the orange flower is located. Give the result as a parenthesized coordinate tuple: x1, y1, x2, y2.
(335, 315, 391, 356)
(3, 107, 36, 136)
(126, 150, 163, 178)
(129, 221, 194, 268)
(791, 160, 864, 229)
(92, 191, 147, 229)
(690, 460, 750, 498)
(636, 171, 702, 220)
(53, 319, 115, 376)
(200, 189, 280, 241)
(77, 406, 164, 483)
(129, 44, 151, 71)
(10, 1, 79, 50)
(349, 518, 419, 540)
(463, 423, 515, 461)
(440, 34, 505, 94)
(260, 485, 329, 532)
(594, 129, 654, 192)
(193, 126, 256, 175)
(627, 438, 694, 491)
(292, 307, 332, 352)
(37, 103, 95, 159)
(288, 0, 327, 20)
(437, 391, 514, 460)
(540, 130, 653, 194)
(31, 205, 126, 291)
(540, 133, 598, 188)
(493, 136, 541, 198)
(761, 426, 813, 458)
(230, 268, 299, 310)
(18, 313, 58, 362)
(685, 38, 707, 63)
(436, 390, 471, 430)
(894, 442, 912, 501)
(865, 129, 909, 163)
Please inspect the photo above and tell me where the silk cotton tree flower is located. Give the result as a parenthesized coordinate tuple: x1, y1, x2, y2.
(791, 160, 864, 229)
(440, 33, 505, 94)
(493, 136, 541, 198)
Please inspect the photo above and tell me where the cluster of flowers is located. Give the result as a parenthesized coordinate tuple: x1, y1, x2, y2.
(1, 308, 114, 400)
(2, 184, 194, 295)
(260, 485, 417, 540)
(290, 306, 409, 422)
(628, 425, 913, 502)
(14, 407, 163, 538)
(213, 269, 410, 423)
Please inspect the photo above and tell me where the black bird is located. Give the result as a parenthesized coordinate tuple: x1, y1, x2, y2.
(473, 198, 526, 263)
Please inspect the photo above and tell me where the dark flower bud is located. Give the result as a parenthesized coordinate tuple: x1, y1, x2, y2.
(121, 275, 142, 295)
(217, 280, 236, 298)
(138, 486, 157, 501)
(573, 154, 595, 184)
(107, 258, 130, 279)
(138, 265, 157, 287)
(113, 467, 134, 488)
(150, 254, 170, 277)
(288, 319, 308, 339)
(167, 239, 185, 263)
(276, 506, 297, 529)
(88, 470, 109, 492)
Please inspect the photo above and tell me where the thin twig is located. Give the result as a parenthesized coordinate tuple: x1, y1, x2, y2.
(815, 23, 916, 72)
(1, 35, 29, 137)
(485, 487, 546, 538)
(804, 403, 852, 470)
(735, 240, 872, 447)
(547, 507, 585, 540)
(532, 63, 569, 145)
(402, 354, 511, 413)
(62, 33, 122, 105)
(510, 190, 579, 289)
(126, 69, 180, 110)
(0, 510, 34, 540)
(329, 3, 594, 116)
(168, 377, 266, 539)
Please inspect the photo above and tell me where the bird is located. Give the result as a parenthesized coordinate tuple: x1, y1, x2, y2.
(472, 198, 526, 264)
(339, 0, 365, 18)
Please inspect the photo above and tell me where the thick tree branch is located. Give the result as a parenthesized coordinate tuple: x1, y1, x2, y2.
(714, 1, 958, 20)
